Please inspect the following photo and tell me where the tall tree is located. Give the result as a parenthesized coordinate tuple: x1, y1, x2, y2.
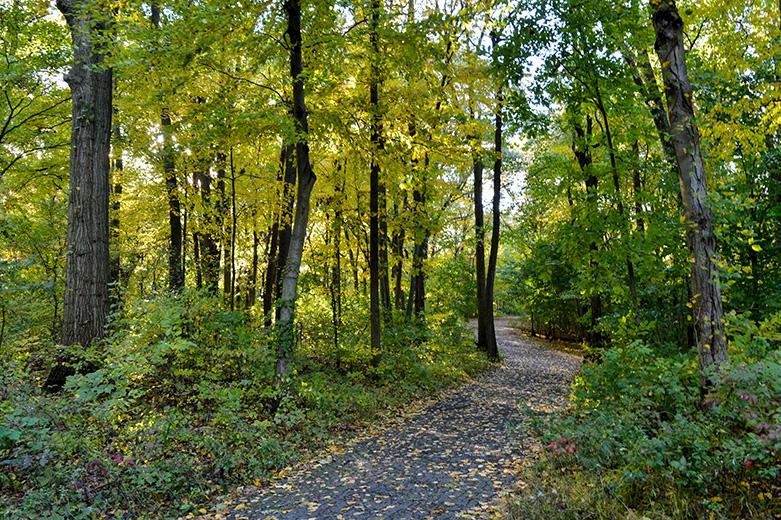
(109, 106, 122, 301)
(275, 0, 317, 385)
(151, 3, 184, 292)
(369, 0, 383, 361)
(45, 0, 113, 391)
(473, 150, 489, 351)
(652, 0, 728, 390)
(483, 32, 503, 360)
(264, 143, 296, 326)
(196, 166, 220, 294)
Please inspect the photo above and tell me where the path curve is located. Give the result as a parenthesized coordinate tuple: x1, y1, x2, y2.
(227, 318, 581, 520)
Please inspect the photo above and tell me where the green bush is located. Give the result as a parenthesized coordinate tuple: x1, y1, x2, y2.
(510, 312, 781, 520)
(3, 285, 492, 519)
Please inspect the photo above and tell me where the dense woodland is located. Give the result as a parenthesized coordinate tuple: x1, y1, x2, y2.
(1, 0, 780, 518)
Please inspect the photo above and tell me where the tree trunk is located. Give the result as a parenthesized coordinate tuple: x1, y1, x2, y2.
(265, 143, 297, 324)
(217, 155, 231, 304)
(653, 0, 728, 390)
(484, 84, 503, 360)
(328, 200, 343, 351)
(152, 4, 184, 293)
(196, 168, 220, 294)
(473, 151, 489, 352)
(46, 0, 113, 391)
(276, 0, 317, 385)
(392, 200, 405, 312)
(621, 44, 676, 165)
(410, 189, 429, 320)
(369, 0, 383, 363)
(405, 124, 428, 322)
(162, 107, 183, 292)
(109, 107, 122, 305)
(247, 225, 259, 309)
(572, 115, 605, 350)
(229, 150, 238, 310)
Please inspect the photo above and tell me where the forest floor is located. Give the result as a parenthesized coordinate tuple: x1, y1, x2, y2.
(202, 318, 582, 520)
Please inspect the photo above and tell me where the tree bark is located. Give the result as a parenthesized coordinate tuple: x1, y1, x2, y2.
(152, 4, 184, 293)
(572, 115, 605, 350)
(217, 154, 231, 304)
(369, 0, 383, 362)
(109, 106, 122, 305)
(484, 84, 503, 360)
(229, 150, 238, 310)
(392, 200, 405, 312)
(264, 143, 296, 326)
(46, 0, 113, 391)
(473, 151, 489, 352)
(276, 0, 317, 385)
(196, 168, 220, 294)
(621, 44, 676, 165)
(653, 0, 728, 390)
(328, 188, 343, 351)
(247, 225, 259, 309)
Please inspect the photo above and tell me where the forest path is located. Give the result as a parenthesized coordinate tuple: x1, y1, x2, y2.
(224, 317, 582, 520)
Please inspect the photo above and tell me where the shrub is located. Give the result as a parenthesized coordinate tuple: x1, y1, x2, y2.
(510, 312, 781, 520)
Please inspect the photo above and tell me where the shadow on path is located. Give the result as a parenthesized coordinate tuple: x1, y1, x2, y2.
(226, 317, 582, 520)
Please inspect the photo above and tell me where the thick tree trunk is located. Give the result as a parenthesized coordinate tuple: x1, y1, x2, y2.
(653, 0, 728, 390)
(46, 0, 113, 391)
(379, 183, 391, 315)
(276, 0, 317, 385)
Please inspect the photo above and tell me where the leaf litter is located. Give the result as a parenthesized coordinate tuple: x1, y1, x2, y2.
(184, 318, 581, 520)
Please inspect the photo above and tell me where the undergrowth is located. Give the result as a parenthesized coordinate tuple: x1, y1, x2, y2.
(1, 289, 490, 520)
(506, 310, 781, 520)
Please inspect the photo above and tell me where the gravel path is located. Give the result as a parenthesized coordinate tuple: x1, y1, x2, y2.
(226, 318, 581, 520)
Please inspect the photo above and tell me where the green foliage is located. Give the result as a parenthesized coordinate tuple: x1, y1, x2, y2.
(2, 285, 491, 519)
(510, 314, 781, 519)
(427, 255, 478, 319)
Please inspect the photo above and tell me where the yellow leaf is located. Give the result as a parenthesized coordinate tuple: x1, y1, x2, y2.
(712, 496, 723, 502)
(751, 244, 762, 252)
(199, 509, 208, 514)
